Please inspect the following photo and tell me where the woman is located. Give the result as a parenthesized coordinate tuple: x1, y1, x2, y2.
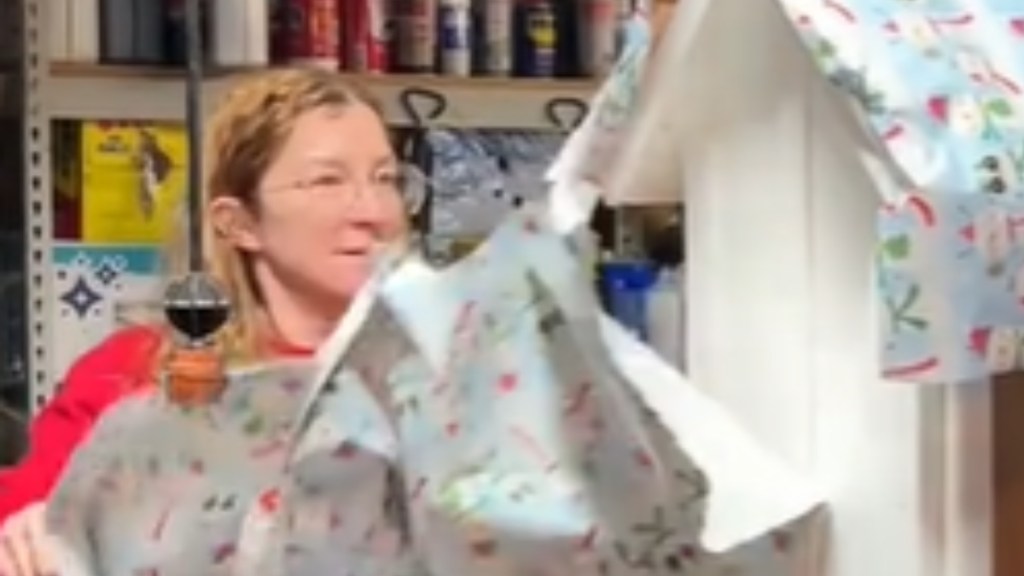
(0, 68, 408, 575)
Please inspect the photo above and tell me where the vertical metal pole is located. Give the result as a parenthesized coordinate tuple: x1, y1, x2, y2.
(184, 0, 203, 272)
(163, 0, 230, 347)
(23, 0, 57, 412)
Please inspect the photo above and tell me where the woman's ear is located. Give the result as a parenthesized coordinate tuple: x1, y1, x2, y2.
(209, 196, 261, 252)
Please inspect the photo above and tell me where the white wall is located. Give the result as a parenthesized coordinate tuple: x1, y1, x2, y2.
(671, 0, 993, 574)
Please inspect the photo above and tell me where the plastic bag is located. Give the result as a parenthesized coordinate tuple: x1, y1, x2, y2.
(426, 130, 560, 240)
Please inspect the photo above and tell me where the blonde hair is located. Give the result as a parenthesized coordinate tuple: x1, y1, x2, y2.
(161, 68, 382, 367)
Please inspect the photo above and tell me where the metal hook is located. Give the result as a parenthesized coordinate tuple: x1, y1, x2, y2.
(545, 97, 588, 132)
(399, 87, 448, 126)
(396, 88, 445, 256)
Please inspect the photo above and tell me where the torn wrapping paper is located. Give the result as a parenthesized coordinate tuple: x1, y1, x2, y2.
(47, 208, 822, 576)
(775, 0, 1024, 382)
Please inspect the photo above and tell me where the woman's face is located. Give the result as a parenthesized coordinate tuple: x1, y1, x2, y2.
(220, 103, 406, 313)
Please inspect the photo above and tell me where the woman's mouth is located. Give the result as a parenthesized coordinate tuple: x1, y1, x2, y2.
(334, 247, 370, 257)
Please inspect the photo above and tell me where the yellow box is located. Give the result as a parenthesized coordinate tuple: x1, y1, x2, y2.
(80, 121, 188, 245)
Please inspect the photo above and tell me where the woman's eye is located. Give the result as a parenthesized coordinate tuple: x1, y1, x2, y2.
(376, 172, 400, 187)
(310, 174, 346, 188)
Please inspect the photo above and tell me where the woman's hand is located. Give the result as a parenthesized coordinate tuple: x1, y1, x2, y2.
(0, 503, 55, 576)
(165, 345, 226, 406)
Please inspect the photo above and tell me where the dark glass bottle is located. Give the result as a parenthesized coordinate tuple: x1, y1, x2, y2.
(163, 0, 211, 66)
(554, 0, 579, 77)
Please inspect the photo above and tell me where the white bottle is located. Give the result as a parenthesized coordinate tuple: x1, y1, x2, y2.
(49, 0, 70, 62)
(646, 266, 686, 369)
(439, 0, 472, 76)
(68, 0, 100, 62)
(51, 0, 99, 62)
(211, 0, 269, 67)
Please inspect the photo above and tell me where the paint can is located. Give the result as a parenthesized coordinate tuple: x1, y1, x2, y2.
(439, 0, 472, 76)
(345, 0, 392, 72)
(282, 0, 340, 69)
(396, 0, 437, 73)
(473, 0, 512, 75)
(515, 0, 557, 77)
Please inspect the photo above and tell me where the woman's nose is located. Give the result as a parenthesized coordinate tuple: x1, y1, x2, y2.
(343, 184, 399, 227)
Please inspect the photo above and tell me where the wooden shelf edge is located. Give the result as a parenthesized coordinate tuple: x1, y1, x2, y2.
(49, 62, 600, 92)
(44, 62, 601, 130)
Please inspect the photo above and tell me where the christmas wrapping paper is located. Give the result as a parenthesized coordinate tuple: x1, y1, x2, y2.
(878, 191, 1024, 380)
(46, 210, 822, 576)
(777, 0, 1024, 382)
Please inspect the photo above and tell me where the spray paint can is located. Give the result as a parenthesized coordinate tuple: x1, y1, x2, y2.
(515, 0, 557, 77)
(473, 0, 511, 76)
(345, 0, 392, 72)
(439, 0, 472, 76)
(396, 0, 437, 73)
(283, 0, 340, 69)
(577, 0, 617, 77)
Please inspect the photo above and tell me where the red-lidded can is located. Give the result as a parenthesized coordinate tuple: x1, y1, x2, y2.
(344, 0, 392, 72)
(395, 0, 437, 73)
(283, 0, 340, 68)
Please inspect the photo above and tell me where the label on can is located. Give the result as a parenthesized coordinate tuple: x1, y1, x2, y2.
(347, 0, 392, 72)
(524, 2, 556, 77)
(397, 0, 436, 72)
(285, 0, 340, 65)
(439, 2, 471, 75)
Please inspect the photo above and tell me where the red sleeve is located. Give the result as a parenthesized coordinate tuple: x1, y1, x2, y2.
(0, 326, 162, 523)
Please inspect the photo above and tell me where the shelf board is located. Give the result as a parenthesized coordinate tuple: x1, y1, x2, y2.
(45, 62, 600, 130)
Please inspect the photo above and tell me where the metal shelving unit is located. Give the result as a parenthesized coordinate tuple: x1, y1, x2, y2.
(22, 0, 54, 413)
(18, 0, 602, 413)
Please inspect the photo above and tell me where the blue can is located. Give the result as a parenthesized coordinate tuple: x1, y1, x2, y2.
(514, 0, 557, 77)
(599, 261, 659, 341)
